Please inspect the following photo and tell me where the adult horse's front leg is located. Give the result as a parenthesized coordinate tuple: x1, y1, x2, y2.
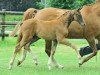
(79, 36, 97, 66)
(48, 40, 64, 70)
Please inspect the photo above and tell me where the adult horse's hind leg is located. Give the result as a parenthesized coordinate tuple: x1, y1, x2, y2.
(79, 36, 97, 66)
(45, 40, 52, 57)
(48, 40, 64, 70)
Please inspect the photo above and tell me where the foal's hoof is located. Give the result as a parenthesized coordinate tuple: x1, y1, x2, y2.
(79, 63, 82, 67)
(35, 60, 38, 65)
(56, 64, 64, 69)
(17, 60, 21, 66)
(8, 66, 12, 70)
(35, 62, 38, 65)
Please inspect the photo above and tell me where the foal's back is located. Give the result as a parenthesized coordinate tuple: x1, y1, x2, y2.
(36, 18, 67, 40)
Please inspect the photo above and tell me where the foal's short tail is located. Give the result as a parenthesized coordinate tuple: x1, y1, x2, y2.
(9, 22, 22, 37)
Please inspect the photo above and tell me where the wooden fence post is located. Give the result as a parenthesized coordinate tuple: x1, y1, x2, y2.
(1, 9, 6, 41)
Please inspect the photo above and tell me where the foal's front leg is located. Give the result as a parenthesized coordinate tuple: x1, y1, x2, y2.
(57, 34, 81, 64)
(48, 40, 64, 70)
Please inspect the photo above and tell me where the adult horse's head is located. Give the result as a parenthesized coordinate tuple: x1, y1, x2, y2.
(64, 8, 86, 27)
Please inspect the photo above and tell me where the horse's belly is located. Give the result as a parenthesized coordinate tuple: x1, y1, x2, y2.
(37, 33, 56, 40)
(36, 30, 56, 40)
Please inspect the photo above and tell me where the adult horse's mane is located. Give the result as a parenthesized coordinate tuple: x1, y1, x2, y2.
(85, 3, 95, 6)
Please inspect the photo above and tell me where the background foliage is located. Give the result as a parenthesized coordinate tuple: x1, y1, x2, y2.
(0, 0, 95, 11)
(50, 0, 95, 9)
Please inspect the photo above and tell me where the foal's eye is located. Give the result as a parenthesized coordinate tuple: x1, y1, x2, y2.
(76, 14, 80, 16)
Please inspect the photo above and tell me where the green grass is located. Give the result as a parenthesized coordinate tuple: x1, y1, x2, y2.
(0, 38, 100, 75)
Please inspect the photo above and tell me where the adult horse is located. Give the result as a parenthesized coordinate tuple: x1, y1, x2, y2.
(36, 2, 100, 66)
(9, 9, 85, 70)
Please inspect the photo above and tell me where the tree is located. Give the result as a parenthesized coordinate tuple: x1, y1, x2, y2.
(50, 0, 95, 9)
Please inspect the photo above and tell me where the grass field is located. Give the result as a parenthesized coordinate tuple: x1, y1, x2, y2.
(0, 38, 100, 75)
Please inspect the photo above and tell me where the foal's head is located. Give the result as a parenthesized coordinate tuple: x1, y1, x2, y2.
(62, 8, 85, 27)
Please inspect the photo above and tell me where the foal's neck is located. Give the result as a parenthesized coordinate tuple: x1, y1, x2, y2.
(58, 14, 72, 28)
(58, 15, 68, 26)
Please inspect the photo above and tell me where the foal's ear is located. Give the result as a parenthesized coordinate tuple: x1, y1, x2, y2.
(77, 7, 83, 12)
(34, 10, 37, 13)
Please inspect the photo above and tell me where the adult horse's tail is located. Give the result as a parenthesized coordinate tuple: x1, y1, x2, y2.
(9, 8, 38, 37)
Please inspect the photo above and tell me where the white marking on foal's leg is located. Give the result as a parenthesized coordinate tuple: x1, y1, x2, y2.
(48, 57, 64, 70)
(48, 40, 63, 70)
(17, 49, 27, 66)
(9, 52, 17, 70)
(29, 49, 38, 65)
(53, 58, 64, 69)
(48, 41, 56, 70)
(48, 57, 52, 70)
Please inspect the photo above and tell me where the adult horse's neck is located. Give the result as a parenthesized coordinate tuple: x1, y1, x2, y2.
(80, 2, 100, 18)
(96, 0, 100, 2)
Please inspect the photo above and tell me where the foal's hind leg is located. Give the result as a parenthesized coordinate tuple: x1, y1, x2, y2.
(9, 44, 19, 70)
(9, 43, 25, 70)
(25, 43, 38, 65)
(17, 48, 27, 66)
(17, 36, 40, 66)
(9, 34, 32, 70)
(48, 40, 64, 70)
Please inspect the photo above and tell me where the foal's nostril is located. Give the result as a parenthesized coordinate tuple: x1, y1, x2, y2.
(83, 23, 86, 26)
(81, 23, 85, 27)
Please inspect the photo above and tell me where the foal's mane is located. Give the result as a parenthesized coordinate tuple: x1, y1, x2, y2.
(57, 11, 71, 19)
(57, 10, 75, 27)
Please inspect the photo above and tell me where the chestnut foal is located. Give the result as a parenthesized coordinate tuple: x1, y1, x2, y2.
(9, 9, 85, 70)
